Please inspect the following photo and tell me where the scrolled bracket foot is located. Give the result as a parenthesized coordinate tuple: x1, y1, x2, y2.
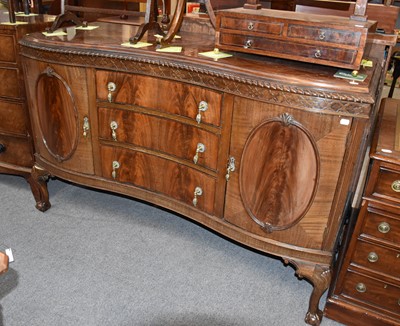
(27, 165, 51, 212)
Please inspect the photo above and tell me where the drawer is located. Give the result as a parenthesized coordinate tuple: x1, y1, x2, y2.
(100, 145, 216, 214)
(96, 71, 223, 127)
(351, 240, 400, 279)
(0, 134, 33, 167)
(361, 205, 400, 245)
(0, 68, 21, 99)
(372, 166, 400, 204)
(0, 34, 16, 63)
(0, 100, 29, 136)
(342, 271, 400, 316)
(98, 108, 220, 171)
(219, 33, 357, 65)
(287, 24, 361, 46)
(220, 16, 283, 35)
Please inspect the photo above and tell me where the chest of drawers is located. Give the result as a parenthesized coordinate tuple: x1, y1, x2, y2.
(215, 8, 377, 69)
(325, 98, 400, 325)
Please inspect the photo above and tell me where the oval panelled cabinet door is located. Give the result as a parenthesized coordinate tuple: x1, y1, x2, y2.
(240, 113, 320, 233)
(36, 67, 78, 162)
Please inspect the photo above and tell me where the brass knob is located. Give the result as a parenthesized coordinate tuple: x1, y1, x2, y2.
(247, 22, 254, 30)
(110, 121, 118, 141)
(112, 161, 120, 179)
(378, 222, 390, 234)
(192, 186, 203, 207)
(193, 143, 205, 164)
(367, 252, 378, 263)
(196, 101, 208, 124)
(244, 39, 253, 49)
(391, 180, 400, 192)
(314, 49, 322, 58)
(107, 82, 116, 103)
(356, 283, 366, 293)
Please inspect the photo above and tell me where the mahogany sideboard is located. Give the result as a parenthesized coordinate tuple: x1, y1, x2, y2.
(325, 98, 400, 325)
(0, 12, 53, 185)
(19, 20, 394, 325)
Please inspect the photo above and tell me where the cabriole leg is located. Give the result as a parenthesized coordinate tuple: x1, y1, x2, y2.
(27, 164, 51, 212)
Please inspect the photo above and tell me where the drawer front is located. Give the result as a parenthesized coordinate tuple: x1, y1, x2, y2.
(0, 100, 29, 136)
(362, 206, 400, 245)
(287, 25, 361, 46)
(219, 33, 357, 65)
(372, 166, 400, 204)
(342, 271, 400, 315)
(220, 16, 283, 35)
(100, 145, 216, 214)
(0, 135, 33, 167)
(0, 68, 20, 99)
(96, 71, 223, 127)
(0, 34, 16, 63)
(98, 108, 220, 171)
(352, 240, 400, 278)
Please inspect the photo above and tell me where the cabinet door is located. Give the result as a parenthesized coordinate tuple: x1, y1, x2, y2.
(225, 97, 352, 249)
(23, 58, 94, 174)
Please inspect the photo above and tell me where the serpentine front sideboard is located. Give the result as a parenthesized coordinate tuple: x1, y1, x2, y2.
(19, 20, 395, 325)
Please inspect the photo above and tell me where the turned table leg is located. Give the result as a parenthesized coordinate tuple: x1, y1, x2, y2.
(27, 164, 51, 212)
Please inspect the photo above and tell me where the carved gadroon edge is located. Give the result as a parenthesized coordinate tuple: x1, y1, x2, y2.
(19, 40, 373, 117)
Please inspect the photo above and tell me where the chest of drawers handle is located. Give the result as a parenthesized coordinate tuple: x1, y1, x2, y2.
(244, 40, 253, 49)
(367, 252, 379, 263)
(107, 82, 116, 103)
(192, 186, 203, 207)
(391, 180, 400, 192)
(112, 161, 120, 179)
(378, 222, 391, 234)
(110, 121, 118, 141)
(318, 31, 326, 40)
(356, 283, 366, 293)
(247, 22, 254, 31)
(196, 101, 208, 124)
(0, 144, 5, 154)
(193, 143, 205, 164)
(314, 50, 322, 58)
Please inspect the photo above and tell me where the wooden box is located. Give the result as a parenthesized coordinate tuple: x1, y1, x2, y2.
(215, 8, 377, 69)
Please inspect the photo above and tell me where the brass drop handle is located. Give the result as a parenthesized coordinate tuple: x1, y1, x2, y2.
(225, 156, 236, 181)
(314, 50, 322, 58)
(83, 116, 90, 137)
(107, 82, 116, 103)
(356, 283, 366, 293)
(0, 143, 5, 154)
(244, 39, 253, 49)
(391, 180, 400, 192)
(196, 101, 208, 124)
(193, 143, 205, 164)
(112, 161, 120, 179)
(192, 186, 203, 207)
(367, 252, 378, 263)
(247, 22, 254, 30)
(378, 222, 390, 234)
(318, 31, 326, 40)
(110, 121, 118, 141)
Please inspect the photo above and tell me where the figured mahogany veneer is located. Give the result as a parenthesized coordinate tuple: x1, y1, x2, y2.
(19, 21, 394, 325)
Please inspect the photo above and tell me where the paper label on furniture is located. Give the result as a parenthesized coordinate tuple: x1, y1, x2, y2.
(75, 25, 100, 31)
(154, 34, 181, 39)
(5, 248, 14, 263)
(42, 30, 67, 36)
(121, 42, 152, 48)
(334, 70, 367, 82)
(199, 50, 233, 59)
(1, 21, 28, 25)
(156, 46, 182, 53)
(15, 13, 38, 17)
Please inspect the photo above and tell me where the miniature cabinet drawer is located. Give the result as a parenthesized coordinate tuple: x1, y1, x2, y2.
(342, 271, 400, 316)
(372, 166, 400, 204)
(287, 25, 361, 46)
(0, 68, 20, 99)
(0, 135, 33, 167)
(98, 107, 220, 171)
(0, 100, 28, 136)
(100, 145, 216, 214)
(219, 16, 283, 35)
(96, 70, 223, 127)
(219, 33, 357, 65)
(0, 34, 16, 63)
(361, 205, 400, 245)
(351, 240, 400, 279)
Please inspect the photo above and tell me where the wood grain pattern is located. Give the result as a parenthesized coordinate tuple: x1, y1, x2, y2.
(0, 101, 29, 136)
(0, 68, 20, 99)
(0, 34, 16, 63)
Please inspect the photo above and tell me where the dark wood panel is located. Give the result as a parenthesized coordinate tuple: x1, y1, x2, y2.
(0, 100, 28, 136)
(0, 134, 33, 166)
(0, 68, 20, 99)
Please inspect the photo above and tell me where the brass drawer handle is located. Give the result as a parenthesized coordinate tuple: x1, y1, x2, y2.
(112, 161, 120, 179)
(367, 252, 378, 263)
(83, 116, 90, 137)
(193, 143, 205, 164)
(318, 31, 326, 40)
(247, 22, 254, 31)
(391, 180, 400, 192)
(378, 222, 390, 234)
(196, 101, 208, 124)
(356, 283, 366, 293)
(110, 121, 118, 141)
(0, 143, 5, 154)
(192, 186, 203, 207)
(314, 50, 322, 58)
(107, 82, 116, 103)
(244, 40, 253, 49)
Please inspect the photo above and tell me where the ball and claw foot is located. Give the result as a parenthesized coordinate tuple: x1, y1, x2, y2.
(305, 310, 323, 326)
